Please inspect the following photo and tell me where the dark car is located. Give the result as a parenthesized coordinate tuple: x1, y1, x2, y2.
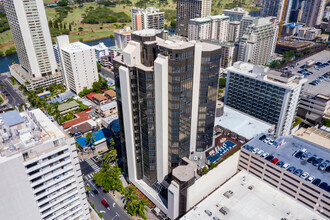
(259, 135, 266, 141)
(326, 166, 330, 173)
(326, 186, 330, 193)
(294, 151, 303, 158)
(276, 161, 284, 167)
(319, 182, 328, 190)
(312, 178, 322, 186)
(287, 166, 296, 173)
(293, 169, 303, 176)
(313, 158, 323, 166)
(265, 155, 274, 161)
(101, 200, 110, 209)
(307, 156, 316, 164)
(92, 189, 98, 195)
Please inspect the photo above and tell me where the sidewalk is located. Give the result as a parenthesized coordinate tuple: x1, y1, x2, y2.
(89, 204, 102, 220)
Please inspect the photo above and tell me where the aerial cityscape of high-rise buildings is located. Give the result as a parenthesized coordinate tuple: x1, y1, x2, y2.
(0, 0, 329, 219)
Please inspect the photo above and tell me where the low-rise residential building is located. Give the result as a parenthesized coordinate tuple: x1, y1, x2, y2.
(58, 100, 80, 115)
(0, 109, 90, 220)
(96, 101, 117, 117)
(92, 94, 107, 105)
(238, 133, 330, 219)
(68, 121, 95, 136)
(104, 89, 116, 101)
(92, 42, 109, 62)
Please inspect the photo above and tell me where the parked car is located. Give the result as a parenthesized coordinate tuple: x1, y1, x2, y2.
(306, 176, 315, 182)
(205, 210, 212, 216)
(313, 158, 323, 166)
(319, 182, 328, 190)
(101, 200, 110, 209)
(260, 152, 269, 158)
(287, 166, 296, 173)
(294, 151, 303, 158)
(265, 155, 274, 161)
(276, 161, 284, 167)
(301, 172, 309, 179)
(282, 163, 290, 169)
(293, 169, 303, 176)
(92, 189, 98, 195)
(312, 178, 321, 186)
(271, 158, 279, 164)
(319, 162, 328, 171)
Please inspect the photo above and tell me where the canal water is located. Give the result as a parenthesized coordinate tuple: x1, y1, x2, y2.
(0, 37, 115, 74)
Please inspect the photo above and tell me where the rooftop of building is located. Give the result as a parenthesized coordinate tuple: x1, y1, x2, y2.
(93, 93, 107, 101)
(276, 39, 311, 47)
(200, 39, 235, 47)
(0, 109, 66, 157)
(132, 29, 163, 37)
(61, 42, 92, 53)
(227, 61, 306, 89)
(244, 133, 330, 183)
(294, 127, 330, 150)
(104, 89, 116, 97)
(283, 50, 330, 96)
(58, 100, 80, 112)
(157, 39, 194, 50)
(99, 101, 117, 112)
(222, 7, 247, 13)
(190, 14, 229, 23)
(283, 22, 304, 28)
(62, 111, 92, 129)
(214, 106, 274, 140)
(181, 170, 325, 220)
(68, 121, 93, 134)
(198, 41, 222, 52)
(114, 27, 132, 35)
(92, 42, 108, 50)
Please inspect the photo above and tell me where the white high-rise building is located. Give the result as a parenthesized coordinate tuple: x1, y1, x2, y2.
(237, 17, 278, 65)
(176, 0, 212, 37)
(224, 62, 307, 136)
(131, 7, 164, 31)
(222, 7, 249, 22)
(57, 35, 98, 94)
(4, 0, 58, 83)
(114, 27, 132, 50)
(228, 21, 240, 42)
(188, 15, 230, 41)
(0, 109, 90, 220)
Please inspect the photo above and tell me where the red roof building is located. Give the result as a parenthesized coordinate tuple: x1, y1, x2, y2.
(86, 92, 97, 101)
(62, 111, 92, 129)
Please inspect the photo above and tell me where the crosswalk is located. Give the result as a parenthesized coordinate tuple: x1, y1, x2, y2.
(81, 157, 101, 180)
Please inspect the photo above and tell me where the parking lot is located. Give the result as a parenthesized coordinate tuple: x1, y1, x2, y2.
(283, 50, 330, 96)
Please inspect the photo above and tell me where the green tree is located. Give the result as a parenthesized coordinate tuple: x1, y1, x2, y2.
(170, 20, 176, 27)
(283, 50, 295, 62)
(137, 199, 149, 220)
(48, 20, 53, 28)
(85, 184, 92, 196)
(69, 23, 72, 31)
(78, 27, 84, 32)
(219, 77, 226, 88)
(110, 34, 114, 40)
(303, 47, 312, 54)
(97, 62, 102, 71)
(322, 118, 330, 127)
(86, 132, 96, 148)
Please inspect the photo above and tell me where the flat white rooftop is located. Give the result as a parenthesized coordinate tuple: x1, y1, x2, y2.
(62, 42, 92, 53)
(181, 170, 325, 220)
(214, 106, 274, 140)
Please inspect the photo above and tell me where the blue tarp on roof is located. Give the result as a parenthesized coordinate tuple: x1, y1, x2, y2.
(76, 128, 112, 148)
(0, 110, 24, 127)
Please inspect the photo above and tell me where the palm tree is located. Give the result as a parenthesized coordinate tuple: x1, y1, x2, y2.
(137, 199, 149, 220)
(123, 186, 139, 204)
(85, 184, 92, 196)
(85, 132, 96, 153)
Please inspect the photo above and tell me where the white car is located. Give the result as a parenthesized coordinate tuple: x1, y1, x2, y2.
(261, 152, 269, 158)
(264, 138, 271, 144)
(252, 148, 259, 154)
(301, 172, 309, 179)
(268, 139, 274, 145)
(257, 150, 264, 155)
(306, 176, 315, 182)
(282, 163, 290, 169)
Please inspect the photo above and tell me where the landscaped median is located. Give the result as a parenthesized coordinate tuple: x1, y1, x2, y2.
(0, 91, 8, 106)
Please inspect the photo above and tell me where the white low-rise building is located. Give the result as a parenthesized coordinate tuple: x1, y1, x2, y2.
(92, 42, 109, 62)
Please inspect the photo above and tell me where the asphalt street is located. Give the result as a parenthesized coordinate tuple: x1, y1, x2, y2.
(80, 157, 131, 220)
(0, 74, 25, 107)
(100, 68, 114, 80)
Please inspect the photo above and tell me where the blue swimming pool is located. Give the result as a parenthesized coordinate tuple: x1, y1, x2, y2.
(76, 128, 111, 147)
(207, 140, 237, 163)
